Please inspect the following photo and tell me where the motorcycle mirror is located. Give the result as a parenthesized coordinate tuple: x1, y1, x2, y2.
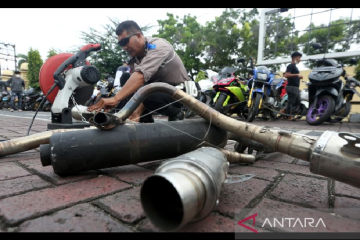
(311, 43, 323, 50)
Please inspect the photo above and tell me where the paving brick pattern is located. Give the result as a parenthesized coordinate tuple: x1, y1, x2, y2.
(0, 112, 359, 233)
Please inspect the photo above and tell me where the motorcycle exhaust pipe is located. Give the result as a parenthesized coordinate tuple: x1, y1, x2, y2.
(0, 128, 87, 158)
(90, 83, 360, 188)
(140, 147, 228, 231)
(71, 105, 96, 121)
(39, 119, 227, 176)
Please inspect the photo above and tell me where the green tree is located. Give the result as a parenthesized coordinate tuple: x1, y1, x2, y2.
(195, 71, 206, 82)
(46, 48, 58, 60)
(201, 8, 289, 71)
(355, 61, 360, 80)
(201, 8, 243, 70)
(298, 18, 356, 68)
(27, 48, 43, 90)
(155, 13, 205, 80)
(16, 53, 28, 70)
(80, 17, 152, 78)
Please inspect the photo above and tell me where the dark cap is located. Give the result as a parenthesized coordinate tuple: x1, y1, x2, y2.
(14, 70, 21, 74)
(291, 51, 302, 58)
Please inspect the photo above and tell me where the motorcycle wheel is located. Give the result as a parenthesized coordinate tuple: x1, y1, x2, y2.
(333, 101, 351, 122)
(214, 93, 227, 114)
(42, 103, 51, 112)
(3, 102, 10, 110)
(306, 95, 335, 126)
(247, 92, 262, 122)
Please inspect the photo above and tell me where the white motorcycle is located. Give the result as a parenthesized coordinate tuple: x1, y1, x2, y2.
(280, 80, 309, 118)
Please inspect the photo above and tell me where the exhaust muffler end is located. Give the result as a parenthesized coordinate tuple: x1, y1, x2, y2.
(140, 147, 228, 231)
(89, 112, 124, 130)
(309, 131, 360, 188)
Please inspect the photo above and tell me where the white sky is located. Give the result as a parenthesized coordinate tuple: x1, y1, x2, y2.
(0, 8, 233, 68)
(0, 8, 358, 73)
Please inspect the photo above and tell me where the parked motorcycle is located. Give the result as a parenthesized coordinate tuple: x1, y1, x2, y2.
(280, 80, 309, 119)
(332, 74, 360, 122)
(0, 89, 11, 110)
(184, 72, 216, 118)
(41, 99, 52, 112)
(246, 64, 281, 122)
(212, 61, 249, 118)
(32, 91, 45, 111)
(22, 87, 40, 111)
(306, 43, 359, 125)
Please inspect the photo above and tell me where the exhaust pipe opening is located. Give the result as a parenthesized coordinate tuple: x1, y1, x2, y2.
(93, 112, 110, 126)
(141, 175, 184, 231)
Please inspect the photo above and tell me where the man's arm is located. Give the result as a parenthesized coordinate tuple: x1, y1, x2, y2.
(114, 72, 144, 102)
(87, 72, 144, 112)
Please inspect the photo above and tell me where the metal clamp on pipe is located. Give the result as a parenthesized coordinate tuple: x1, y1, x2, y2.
(140, 147, 229, 231)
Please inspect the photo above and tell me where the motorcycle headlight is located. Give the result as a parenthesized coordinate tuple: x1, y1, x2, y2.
(257, 73, 268, 81)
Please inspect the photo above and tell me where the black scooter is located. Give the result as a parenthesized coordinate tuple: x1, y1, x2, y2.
(306, 43, 359, 125)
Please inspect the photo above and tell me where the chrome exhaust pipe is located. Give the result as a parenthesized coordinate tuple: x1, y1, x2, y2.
(92, 83, 360, 188)
(140, 147, 229, 231)
(71, 105, 96, 121)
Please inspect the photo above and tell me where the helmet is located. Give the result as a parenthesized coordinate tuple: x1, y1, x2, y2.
(107, 77, 115, 89)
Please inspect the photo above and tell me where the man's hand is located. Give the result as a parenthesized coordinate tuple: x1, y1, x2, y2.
(87, 97, 119, 112)
(298, 74, 303, 79)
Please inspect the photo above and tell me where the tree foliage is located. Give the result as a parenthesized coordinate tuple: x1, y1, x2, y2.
(355, 60, 360, 80)
(297, 18, 359, 68)
(80, 17, 152, 79)
(155, 13, 206, 80)
(27, 48, 43, 90)
(46, 48, 58, 60)
(16, 53, 28, 70)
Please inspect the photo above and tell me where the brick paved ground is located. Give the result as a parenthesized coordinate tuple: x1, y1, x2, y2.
(0, 110, 360, 233)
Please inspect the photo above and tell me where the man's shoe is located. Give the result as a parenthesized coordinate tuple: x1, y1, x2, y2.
(288, 116, 294, 121)
(18, 109, 22, 112)
(279, 109, 286, 114)
(10, 109, 14, 112)
(168, 110, 185, 121)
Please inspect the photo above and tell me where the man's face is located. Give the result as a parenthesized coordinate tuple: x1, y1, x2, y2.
(295, 56, 301, 64)
(118, 31, 142, 57)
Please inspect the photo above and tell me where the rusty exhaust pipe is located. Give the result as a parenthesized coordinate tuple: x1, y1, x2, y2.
(90, 83, 360, 188)
(0, 128, 87, 158)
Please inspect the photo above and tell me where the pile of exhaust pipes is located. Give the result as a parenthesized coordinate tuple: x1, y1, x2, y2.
(0, 83, 359, 232)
